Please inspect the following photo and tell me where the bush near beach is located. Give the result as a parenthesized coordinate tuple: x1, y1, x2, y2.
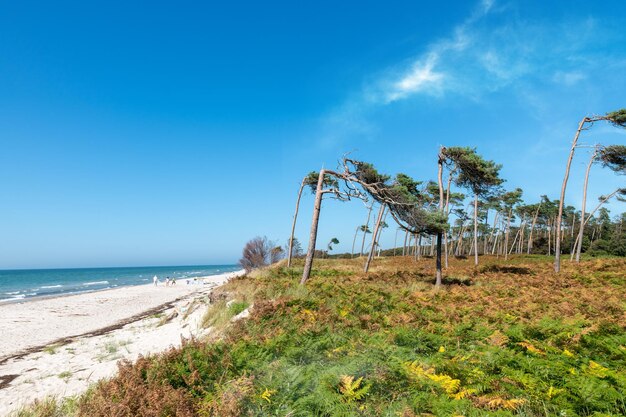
(24, 255, 626, 417)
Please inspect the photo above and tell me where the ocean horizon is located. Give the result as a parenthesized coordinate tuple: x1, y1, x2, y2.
(0, 264, 241, 303)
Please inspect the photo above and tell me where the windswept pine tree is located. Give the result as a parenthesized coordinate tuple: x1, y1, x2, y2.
(287, 171, 321, 267)
(441, 147, 503, 265)
(300, 168, 362, 284)
(573, 144, 626, 262)
(554, 109, 626, 272)
(298, 158, 447, 285)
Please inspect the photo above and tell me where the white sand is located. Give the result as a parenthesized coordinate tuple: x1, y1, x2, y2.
(0, 270, 245, 416)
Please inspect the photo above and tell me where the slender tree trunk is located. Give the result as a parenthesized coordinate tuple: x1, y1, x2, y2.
(457, 224, 467, 256)
(489, 211, 500, 254)
(351, 226, 360, 258)
(301, 170, 326, 285)
(287, 178, 306, 267)
(572, 188, 622, 257)
(436, 150, 445, 285)
(393, 228, 399, 256)
(491, 224, 499, 255)
(443, 171, 453, 268)
(548, 219, 552, 256)
(527, 205, 540, 254)
(518, 218, 526, 254)
(360, 204, 373, 256)
(473, 194, 479, 266)
(364, 205, 386, 272)
(575, 148, 597, 263)
(508, 228, 521, 256)
(435, 232, 442, 286)
(402, 230, 408, 256)
(377, 210, 388, 258)
(417, 235, 422, 260)
(483, 211, 491, 256)
(555, 117, 588, 272)
(504, 209, 512, 261)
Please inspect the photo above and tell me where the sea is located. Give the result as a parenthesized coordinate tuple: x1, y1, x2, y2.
(0, 264, 241, 303)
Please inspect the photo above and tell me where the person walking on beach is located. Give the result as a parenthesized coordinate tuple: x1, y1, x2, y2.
(153, 275, 158, 286)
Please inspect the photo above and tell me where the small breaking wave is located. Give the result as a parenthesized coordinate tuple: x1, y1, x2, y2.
(83, 281, 109, 286)
(41, 285, 62, 289)
(0, 294, 26, 303)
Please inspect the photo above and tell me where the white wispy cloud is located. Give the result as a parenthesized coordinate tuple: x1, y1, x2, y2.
(384, 54, 444, 103)
(314, 0, 623, 149)
(378, 2, 486, 103)
(371, 1, 611, 105)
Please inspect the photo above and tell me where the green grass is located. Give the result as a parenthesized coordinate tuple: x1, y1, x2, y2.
(20, 256, 626, 416)
(11, 397, 78, 417)
(43, 343, 62, 355)
(58, 371, 72, 381)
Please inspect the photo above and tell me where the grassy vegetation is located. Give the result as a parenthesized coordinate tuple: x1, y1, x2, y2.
(12, 398, 78, 417)
(17, 256, 626, 416)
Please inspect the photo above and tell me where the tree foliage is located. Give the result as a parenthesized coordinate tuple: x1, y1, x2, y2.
(598, 145, 626, 174)
(239, 236, 280, 271)
(442, 147, 503, 196)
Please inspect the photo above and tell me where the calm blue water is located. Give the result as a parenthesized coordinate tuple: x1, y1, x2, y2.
(0, 265, 240, 303)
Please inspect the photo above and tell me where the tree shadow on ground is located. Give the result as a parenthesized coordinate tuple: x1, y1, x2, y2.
(479, 264, 533, 275)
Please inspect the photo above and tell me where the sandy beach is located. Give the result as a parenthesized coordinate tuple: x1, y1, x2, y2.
(0, 270, 245, 415)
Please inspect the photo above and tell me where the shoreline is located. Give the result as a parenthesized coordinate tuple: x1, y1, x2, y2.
(0, 269, 245, 415)
(0, 268, 242, 306)
(0, 269, 245, 360)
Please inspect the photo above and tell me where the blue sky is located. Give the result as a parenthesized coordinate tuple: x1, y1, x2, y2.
(1, 0, 625, 269)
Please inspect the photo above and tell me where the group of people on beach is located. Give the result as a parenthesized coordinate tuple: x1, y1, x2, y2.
(152, 275, 176, 287)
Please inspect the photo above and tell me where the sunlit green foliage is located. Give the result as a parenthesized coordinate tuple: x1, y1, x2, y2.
(71, 256, 626, 416)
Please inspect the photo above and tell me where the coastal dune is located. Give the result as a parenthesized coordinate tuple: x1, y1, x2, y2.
(0, 270, 245, 415)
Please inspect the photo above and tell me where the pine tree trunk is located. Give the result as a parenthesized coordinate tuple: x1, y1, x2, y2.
(402, 230, 408, 256)
(508, 228, 521, 256)
(360, 205, 373, 257)
(436, 150, 445, 285)
(527, 205, 540, 254)
(443, 172, 453, 268)
(548, 219, 552, 256)
(377, 210, 388, 258)
(417, 235, 422, 260)
(575, 148, 597, 263)
(504, 209, 512, 261)
(301, 170, 326, 285)
(351, 226, 360, 258)
(287, 179, 307, 267)
(393, 228, 399, 256)
(555, 117, 588, 272)
(473, 194, 479, 266)
(489, 211, 500, 254)
(364, 204, 385, 272)
(430, 237, 435, 257)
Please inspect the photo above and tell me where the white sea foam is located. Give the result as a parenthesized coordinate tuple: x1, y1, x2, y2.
(0, 294, 26, 303)
(83, 281, 109, 286)
(4, 291, 20, 295)
(41, 285, 62, 289)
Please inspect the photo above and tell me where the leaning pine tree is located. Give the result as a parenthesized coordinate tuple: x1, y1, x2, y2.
(554, 109, 626, 272)
(442, 147, 503, 266)
(287, 171, 326, 267)
(298, 158, 447, 286)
